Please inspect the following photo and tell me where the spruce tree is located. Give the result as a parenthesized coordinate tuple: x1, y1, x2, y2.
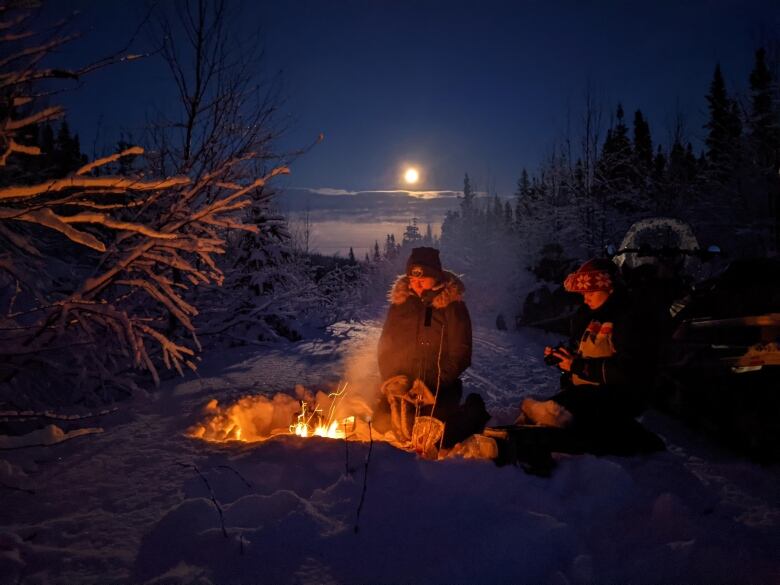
(632, 109, 653, 177)
(653, 145, 666, 181)
(748, 47, 779, 169)
(514, 168, 530, 226)
(461, 173, 475, 218)
(704, 64, 742, 180)
(599, 104, 633, 192)
(54, 120, 83, 175)
(747, 47, 780, 253)
(402, 217, 421, 245)
(424, 222, 433, 243)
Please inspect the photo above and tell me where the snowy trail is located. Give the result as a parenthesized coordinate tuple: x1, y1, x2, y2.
(1, 321, 778, 585)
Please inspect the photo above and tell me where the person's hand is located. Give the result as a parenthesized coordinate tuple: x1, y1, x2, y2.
(409, 378, 435, 405)
(550, 346, 573, 372)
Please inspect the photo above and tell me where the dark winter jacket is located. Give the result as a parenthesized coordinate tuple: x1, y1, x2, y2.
(560, 289, 664, 413)
(377, 271, 472, 397)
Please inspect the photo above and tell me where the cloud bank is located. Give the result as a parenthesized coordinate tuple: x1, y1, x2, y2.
(276, 187, 465, 223)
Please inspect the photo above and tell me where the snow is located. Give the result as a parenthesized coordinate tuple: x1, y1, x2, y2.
(0, 424, 103, 449)
(1, 320, 778, 584)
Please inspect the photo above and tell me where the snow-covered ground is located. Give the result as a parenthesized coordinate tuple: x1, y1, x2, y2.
(1, 320, 778, 584)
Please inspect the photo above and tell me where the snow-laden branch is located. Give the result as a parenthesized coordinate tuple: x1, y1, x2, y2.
(75, 146, 145, 176)
(0, 175, 191, 200)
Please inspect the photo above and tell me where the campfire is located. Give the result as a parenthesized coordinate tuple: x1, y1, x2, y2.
(186, 383, 370, 443)
(291, 399, 356, 439)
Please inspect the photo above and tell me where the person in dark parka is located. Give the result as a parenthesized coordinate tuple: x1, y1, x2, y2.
(376, 247, 488, 447)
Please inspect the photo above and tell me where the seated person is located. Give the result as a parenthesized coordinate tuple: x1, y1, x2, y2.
(376, 247, 489, 449)
(518, 258, 665, 455)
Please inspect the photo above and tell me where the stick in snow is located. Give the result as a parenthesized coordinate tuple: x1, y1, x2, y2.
(354, 420, 373, 534)
(176, 462, 228, 539)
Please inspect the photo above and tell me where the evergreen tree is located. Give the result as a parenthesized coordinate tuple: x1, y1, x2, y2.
(461, 173, 475, 218)
(632, 109, 653, 177)
(402, 217, 422, 245)
(373, 240, 381, 262)
(514, 168, 531, 226)
(54, 120, 83, 175)
(384, 234, 398, 259)
(491, 195, 503, 226)
(40, 123, 54, 155)
(668, 139, 687, 183)
(653, 145, 666, 181)
(704, 64, 742, 179)
(503, 200, 513, 227)
(599, 104, 633, 193)
(746, 47, 780, 253)
(748, 47, 779, 169)
(348, 247, 356, 264)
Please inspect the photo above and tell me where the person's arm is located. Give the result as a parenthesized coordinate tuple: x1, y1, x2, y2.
(569, 308, 658, 386)
(438, 301, 472, 386)
(377, 304, 401, 381)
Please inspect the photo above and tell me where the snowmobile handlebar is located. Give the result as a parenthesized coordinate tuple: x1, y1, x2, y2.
(607, 245, 722, 260)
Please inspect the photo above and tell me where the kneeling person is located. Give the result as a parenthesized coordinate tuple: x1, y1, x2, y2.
(376, 247, 489, 449)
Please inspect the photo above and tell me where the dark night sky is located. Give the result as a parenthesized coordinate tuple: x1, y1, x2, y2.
(50, 0, 779, 197)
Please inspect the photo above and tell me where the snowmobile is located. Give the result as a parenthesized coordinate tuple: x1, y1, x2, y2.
(610, 218, 780, 459)
(510, 218, 779, 464)
(649, 257, 780, 459)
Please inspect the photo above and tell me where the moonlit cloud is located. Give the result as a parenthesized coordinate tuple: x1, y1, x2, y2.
(303, 188, 359, 196)
(302, 187, 463, 199)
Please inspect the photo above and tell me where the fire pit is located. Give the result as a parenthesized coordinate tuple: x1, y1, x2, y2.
(186, 383, 371, 443)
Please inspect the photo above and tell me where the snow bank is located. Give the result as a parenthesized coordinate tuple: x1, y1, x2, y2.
(0, 424, 103, 449)
(1, 322, 776, 585)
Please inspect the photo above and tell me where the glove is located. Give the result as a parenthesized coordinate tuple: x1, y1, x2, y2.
(380, 375, 411, 397)
(408, 378, 435, 405)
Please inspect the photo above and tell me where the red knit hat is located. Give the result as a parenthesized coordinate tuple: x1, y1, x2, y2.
(563, 258, 616, 293)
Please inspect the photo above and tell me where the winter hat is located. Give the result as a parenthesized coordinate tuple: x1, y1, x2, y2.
(406, 247, 443, 279)
(563, 258, 616, 293)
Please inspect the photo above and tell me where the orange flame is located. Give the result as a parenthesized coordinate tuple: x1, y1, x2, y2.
(291, 383, 356, 439)
(187, 382, 359, 443)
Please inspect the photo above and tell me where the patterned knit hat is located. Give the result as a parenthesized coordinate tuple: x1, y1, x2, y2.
(406, 247, 443, 279)
(563, 258, 616, 293)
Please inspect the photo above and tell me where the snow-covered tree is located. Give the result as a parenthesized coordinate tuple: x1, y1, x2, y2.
(0, 6, 297, 407)
(139, 0, 337, 344)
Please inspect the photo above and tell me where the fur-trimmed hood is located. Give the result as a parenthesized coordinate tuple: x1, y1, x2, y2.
(388, 270, 465, 308)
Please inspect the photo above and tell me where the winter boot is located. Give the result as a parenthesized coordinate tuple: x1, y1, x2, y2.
(520, 398, 573, 428)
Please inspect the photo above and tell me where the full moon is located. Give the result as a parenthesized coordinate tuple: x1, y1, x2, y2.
(404, 167, 419, 184)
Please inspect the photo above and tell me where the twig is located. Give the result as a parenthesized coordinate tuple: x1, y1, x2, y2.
(354, 420, 373, 534)
(176, 462, 228, 538)
(344, 420, 350, 476)
(215, 464, 253, 490)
